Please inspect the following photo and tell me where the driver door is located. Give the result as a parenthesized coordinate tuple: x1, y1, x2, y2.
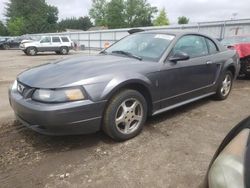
(159, 35, 220, 107)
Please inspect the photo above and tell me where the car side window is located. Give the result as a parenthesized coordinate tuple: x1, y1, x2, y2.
(206, 38, 218, 54)
(40, 37, 51, 43)
(61, 37, 69, 42)
(172, 35, 209, 58)
(52, 37, 61, 43)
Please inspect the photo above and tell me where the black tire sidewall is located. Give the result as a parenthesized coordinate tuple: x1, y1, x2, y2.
(241, 58, 250, 78)
(60, 47, 68, 55)
(103, 90, 147, 141)
(27, 47, 37, 56)
(3, 44, 10, 50)
(216, 71, 233, 100)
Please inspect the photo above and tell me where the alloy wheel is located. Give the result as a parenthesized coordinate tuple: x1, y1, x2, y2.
(29, 48, 36, 56)
(115, 98, 143, 134)
(220, 74, 232, 97)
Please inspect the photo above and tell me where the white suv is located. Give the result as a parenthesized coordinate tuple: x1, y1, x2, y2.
(20, 36, 74, 56)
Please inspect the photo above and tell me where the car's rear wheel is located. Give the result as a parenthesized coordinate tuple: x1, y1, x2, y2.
(215, 71, 233, 100)
(60, 47, 69, 55)
(27, 47, 37, 56)
(241, 58, 250, 78)
(3, 44, 10, 50)
(103, 89, 147, 141)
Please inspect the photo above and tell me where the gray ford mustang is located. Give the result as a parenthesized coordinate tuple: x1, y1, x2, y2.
(9, 31, 240, 141)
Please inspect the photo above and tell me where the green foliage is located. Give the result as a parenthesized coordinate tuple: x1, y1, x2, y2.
(89, 0, 158, 28)
(0, 21, 8, 36)
(106, 0, 126, 28)
(178, 16, 189, 24)
(58, 17, 93, 31)
(5, 0, 59, 35)
(153, 8, 169, 26)
(89, 0, 107, 26)
(125, 0, 158, 27)
(7, 17, 25, 36)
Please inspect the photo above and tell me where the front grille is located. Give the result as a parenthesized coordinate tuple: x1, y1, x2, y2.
(17, 82, 35, 98)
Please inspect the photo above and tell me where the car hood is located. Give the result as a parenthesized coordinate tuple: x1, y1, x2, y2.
(21, 39, 34, 44)
(18, 54, 157, 88)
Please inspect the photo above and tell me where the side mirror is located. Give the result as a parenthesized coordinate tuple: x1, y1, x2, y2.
(168, 51, 190, 62)
(205, 116, 250, 188)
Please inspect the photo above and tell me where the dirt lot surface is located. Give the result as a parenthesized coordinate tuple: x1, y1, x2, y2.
(0, 50, 249, 188)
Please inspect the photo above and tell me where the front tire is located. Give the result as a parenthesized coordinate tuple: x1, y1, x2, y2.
(27, 47, 37, 56)
(215, 71, 233, 100)
(103, 89, 147, 141)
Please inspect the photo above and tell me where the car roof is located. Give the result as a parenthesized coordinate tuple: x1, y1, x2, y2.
(138, 29, 226, 52)
(139, 30, 220, 42)
(140, 30, 205, 37)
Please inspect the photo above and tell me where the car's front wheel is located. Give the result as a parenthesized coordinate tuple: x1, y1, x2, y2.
(215, 71, 233, 100)
(103, 89, 147, 141)
(27, 47, 37, 56)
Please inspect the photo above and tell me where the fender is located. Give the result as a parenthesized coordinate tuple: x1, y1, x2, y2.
(101, 72, 154, 101)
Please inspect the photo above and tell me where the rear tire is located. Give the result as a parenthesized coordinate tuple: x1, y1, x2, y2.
(60, 47, 69, 55)
(103, 89, 147, 141)
(214, 71, 233, 100)
(3, 44, 10, 50)
(241, 58, 250, 79)
(27, 47, 37, 56)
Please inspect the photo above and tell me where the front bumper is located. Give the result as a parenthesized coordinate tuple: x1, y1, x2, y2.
(9, 89, 106, 135)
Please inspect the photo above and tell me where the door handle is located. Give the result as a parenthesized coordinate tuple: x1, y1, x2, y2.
(206, 61, 213, 65)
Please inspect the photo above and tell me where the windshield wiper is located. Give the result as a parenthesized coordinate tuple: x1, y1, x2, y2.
(99, 49, 108, 55)
(111, 50, 142, 61)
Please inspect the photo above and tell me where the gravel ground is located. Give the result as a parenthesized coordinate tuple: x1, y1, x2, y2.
(0, 50, 249, 188)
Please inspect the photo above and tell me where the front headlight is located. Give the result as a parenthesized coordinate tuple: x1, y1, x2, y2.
(32, 88, 85, 103)
(11, 80, 17, 91)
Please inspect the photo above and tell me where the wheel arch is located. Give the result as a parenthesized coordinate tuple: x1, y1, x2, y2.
(225, 64, 236, 78)
(103, 79, 154, 116)
(222, 55, 238, 79)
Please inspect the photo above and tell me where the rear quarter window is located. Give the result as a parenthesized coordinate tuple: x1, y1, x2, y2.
(206, 38, 219, 54)
(61, 37, 69, 42)
(52, 37, 61, 43)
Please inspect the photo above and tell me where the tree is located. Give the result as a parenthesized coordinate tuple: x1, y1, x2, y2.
(125, 0, 158, 27)
(5, 0, 59, 34)
(153, 8, 169, 26)
(89, 0, 107, 26)
(7, 17, 25, 36)
(89, 0, 158, 28)
(106, 0, 126, 29)
(0, 21, 8, 36)
(178, 16, 189, 24)
(58, 16, 93, 31)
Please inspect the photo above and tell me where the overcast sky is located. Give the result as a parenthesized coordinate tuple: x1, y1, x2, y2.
(0, 0, 249, 23)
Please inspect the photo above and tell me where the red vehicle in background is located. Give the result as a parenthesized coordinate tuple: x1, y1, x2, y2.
(221, 36, 250, 78)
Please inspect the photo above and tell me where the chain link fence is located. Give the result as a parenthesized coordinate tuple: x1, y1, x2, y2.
(17, 18, 250, 51)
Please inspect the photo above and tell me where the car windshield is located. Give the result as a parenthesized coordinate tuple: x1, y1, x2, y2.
(221, 36, 250, 46)
(105, 33, 175, 61)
